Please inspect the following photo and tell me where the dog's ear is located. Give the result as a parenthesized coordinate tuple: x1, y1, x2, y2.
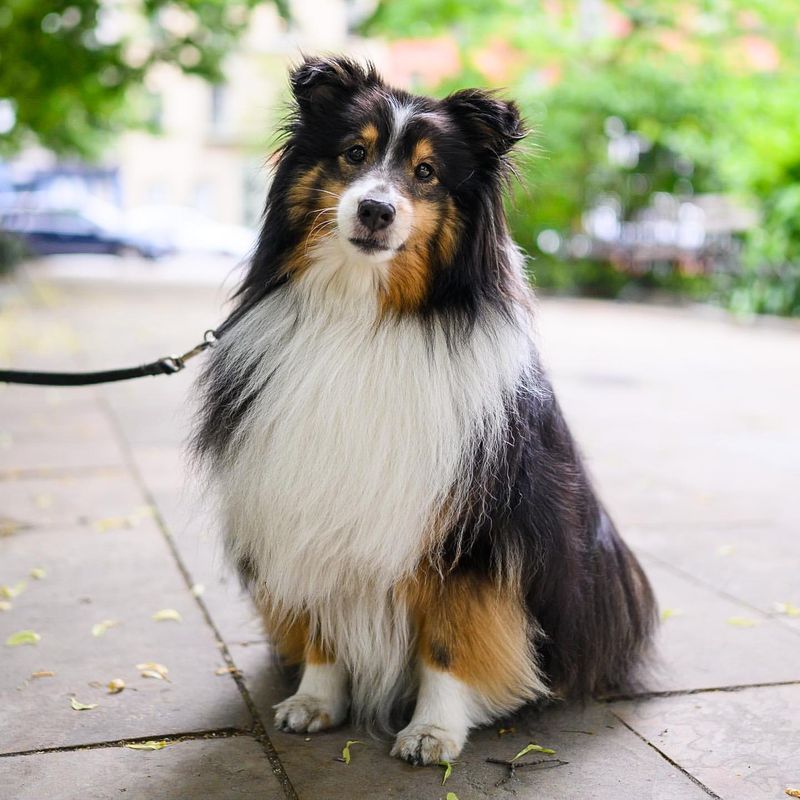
(290, 56, 380, 115)
(443, 89, 526, 159)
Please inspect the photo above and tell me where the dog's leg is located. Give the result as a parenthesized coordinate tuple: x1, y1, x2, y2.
(392, 570, 547, 764)
(259, 606, 349, 733)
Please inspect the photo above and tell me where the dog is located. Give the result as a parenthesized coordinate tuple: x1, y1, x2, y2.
(192, 56, 656, 765)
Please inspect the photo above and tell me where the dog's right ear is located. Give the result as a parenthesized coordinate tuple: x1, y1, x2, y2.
(290, 56, 380, 115)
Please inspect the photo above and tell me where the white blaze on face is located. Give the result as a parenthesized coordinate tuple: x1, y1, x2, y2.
(337, 99, 418, 261)
(337, 174, 413, 259)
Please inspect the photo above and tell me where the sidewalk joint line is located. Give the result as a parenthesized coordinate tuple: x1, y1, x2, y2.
(98, 392, 299, 800)
(610, 711, 723, 799)
(0, 727, 249, 759)
(603, 678, 800, 703)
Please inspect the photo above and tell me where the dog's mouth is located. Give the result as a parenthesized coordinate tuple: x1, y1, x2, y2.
(348, 237, 392, 254)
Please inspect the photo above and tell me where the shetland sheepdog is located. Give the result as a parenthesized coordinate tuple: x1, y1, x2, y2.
(193, 56, 656, 765)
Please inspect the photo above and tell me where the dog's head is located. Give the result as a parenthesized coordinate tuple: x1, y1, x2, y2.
(258, 56, 526, 316)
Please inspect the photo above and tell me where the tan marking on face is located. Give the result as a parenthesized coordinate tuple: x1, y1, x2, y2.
(361, 123, 379, 149)
(411, 138, 435, 168)
(284, 171, 345, 278)
(256, 596, 335, 665)
(379, 196, 458, 316)
(401, 566, 543, 709)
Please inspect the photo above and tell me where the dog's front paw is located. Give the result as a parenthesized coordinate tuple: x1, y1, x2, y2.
(391, 723, 464, 765)
(273, 693, 346, 733)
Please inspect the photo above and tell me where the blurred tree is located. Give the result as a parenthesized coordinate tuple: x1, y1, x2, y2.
(366, 0, 800, 314)
(0, 0, 288, 157)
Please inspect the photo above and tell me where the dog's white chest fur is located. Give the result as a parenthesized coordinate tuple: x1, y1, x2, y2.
(214, 269, 532, 714)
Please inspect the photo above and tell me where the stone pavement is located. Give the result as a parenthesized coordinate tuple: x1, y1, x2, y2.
(1, 267, 799, 800)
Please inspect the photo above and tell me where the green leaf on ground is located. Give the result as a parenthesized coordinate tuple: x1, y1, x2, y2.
(6, 629, 40, 646)
(70, 697, 97, 711)
(438, 760, 453, 785)
(341, 739, 364, 764)
(91, 619, 118, 637)
(1, 580, 27, 599)
(446, 793, 460, 800)
(773, 602, 800, 617)
(512, 743, 556, 760)
(125, 740, 172, 750)
(727, 616, 757, 627)
(152, 608, 182, 622)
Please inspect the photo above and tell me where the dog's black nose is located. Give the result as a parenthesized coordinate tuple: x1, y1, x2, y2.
(357, 199, 396, 232)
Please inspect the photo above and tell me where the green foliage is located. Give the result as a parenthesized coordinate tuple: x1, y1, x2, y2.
(0, 0, 285, 157)
(367, 0, 800, 316)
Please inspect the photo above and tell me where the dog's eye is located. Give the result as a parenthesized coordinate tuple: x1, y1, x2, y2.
(344, 145, 366, 164)
(414, 162, 434, 181)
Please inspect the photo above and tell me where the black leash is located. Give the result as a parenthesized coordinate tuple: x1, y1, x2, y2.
(0, 275, 287, 387)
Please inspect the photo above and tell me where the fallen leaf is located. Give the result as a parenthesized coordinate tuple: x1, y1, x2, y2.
(447, 794, 460, 800)
(1, 580, 27, 599)
(512, 743, 556, 761)
(92, 516, 130, 533)
(497, 726, 516, 736)
(30, 567, 46, 580)
(727, 616, 757, 628)
(0, 518, 24, 536)
(6, 630, 40, 646)
(33, 494, 53, 509)
(31, 670, 55, 679)
(190, 583, 205, 597)
(0, 600, 11, 612)
(91, 619, 118, 637)
(438, 760, 453, 785)
(716, 544, 735, 556)
(125, 740, 172, 751)
(107, 678, 126, 694)
(341, 739, 364, 765)
(214, 666, 240, 676)
(137, 662, 169, 680)
(773, 602, 800, 618)
(660, 608, 684, 621)
(152, 608, 182, 623)
(70, 697, 97, 711)
(785, 789, 800, 798)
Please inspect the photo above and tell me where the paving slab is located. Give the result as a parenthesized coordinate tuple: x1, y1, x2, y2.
(231, 642, 709, 800)
(641, 557, 800, 694)
(0, 735, 287, 800)
(0, 522, 251, 754)
(612, 684, 800, 800)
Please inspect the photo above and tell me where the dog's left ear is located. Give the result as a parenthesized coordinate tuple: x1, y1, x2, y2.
(443, 89, 526, 158)
(290, 56, 380, 115)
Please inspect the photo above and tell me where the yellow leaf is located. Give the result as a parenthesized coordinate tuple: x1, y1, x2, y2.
(0, 518, 23, 536)
(341, 739, 364, 765)
(137, 662, 169, 680)
(447, 794, 460, 800)
(785, 789, 800, 798)
(70, 697, 97, 711)
(660, 608, 684, 621)
(1, 580, 27, 599)
(512, 743, 556, 761)
(6, 629, 40, 646)
(91, 619, 118, 637)
(773, 602, 800, 618)
(125, 740, 172, 751)
(152, 609, 182, 623)
(31, 670, 55, 679)
(0, 600, 11, 612)
(30, 567, 46, 580)
(107, 678, 126, 694)
(727, 616, 757, 628)
(438, 760, 453, 785)
(214, 666, 241, 676)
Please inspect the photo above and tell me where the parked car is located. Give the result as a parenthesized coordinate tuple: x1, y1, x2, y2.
(0, 208, 169, 259)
